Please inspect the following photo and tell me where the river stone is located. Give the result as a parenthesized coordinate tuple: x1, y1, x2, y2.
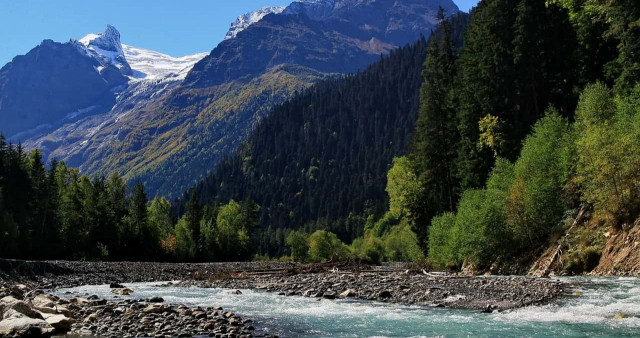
(0, 316, 55, 336)
(148, 296, 164, 303)
(1, 296, 43, 319)
(111, 288, 134, 295)
(340, 289, 357, 298)
(143, 304, 166, 314)
(83, 313, 97, 323)
(44, 313, 75, 331)
(31, 294, 57, 308)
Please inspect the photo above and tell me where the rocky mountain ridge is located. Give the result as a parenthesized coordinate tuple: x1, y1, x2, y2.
(1, 0, 459, 198)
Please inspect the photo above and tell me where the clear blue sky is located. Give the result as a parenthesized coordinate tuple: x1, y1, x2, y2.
(0, 0, 479, 67)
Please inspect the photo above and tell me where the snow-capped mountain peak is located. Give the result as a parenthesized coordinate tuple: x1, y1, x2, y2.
(78, 25, 131, 75)
(77, 25, 207, 81)
(122, 44, 208, 81)
(224, 6, 285, 40)
(80, 25, 122, 52)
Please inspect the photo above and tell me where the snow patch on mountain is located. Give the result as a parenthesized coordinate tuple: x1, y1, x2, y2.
(77, 25, 206, 82)
(225, 6, 285, 40)
(122, 45, 208, 81)
(78, 25, 131, 75)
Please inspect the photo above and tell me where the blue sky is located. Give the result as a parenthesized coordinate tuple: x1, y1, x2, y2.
(0, 0, 479, 67)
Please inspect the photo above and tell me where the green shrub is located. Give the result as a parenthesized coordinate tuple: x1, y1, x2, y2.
(564, 246, 602, 274)
(383, 222, 424, 262)
(351, 236, 386, 264)
(575, 83, 640, 225)
(307, 230, 349, 262)
(507, 109, 573, 245)
(368, 212, 401, 238)
(451, 189, 511, 268)
(386, 156, 422, 218)
(285, 230, 309, 262)
(428, 212, 456, 267)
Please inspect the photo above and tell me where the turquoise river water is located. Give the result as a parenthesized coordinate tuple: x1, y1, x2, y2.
(56, 276, 640, 337)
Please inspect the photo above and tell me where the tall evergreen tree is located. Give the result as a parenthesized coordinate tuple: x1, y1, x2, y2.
(455, 0, 577, 190)
(409, 10, 460, 248)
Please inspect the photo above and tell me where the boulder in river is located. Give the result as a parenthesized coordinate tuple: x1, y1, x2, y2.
(1, 296, 43, 319)
(340, 289, 357, 298)
(0, 316, 54, 336)
(111, 288, 134, 295)
(42, 313, 74, 331)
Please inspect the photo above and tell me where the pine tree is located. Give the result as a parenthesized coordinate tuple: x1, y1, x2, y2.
(185, 190, 203, 258)
(409, 9, 460, 249)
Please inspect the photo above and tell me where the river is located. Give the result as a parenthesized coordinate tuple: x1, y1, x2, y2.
(55, 276, 640, 337)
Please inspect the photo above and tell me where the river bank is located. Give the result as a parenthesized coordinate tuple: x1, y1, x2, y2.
(0, 260, 565, 337)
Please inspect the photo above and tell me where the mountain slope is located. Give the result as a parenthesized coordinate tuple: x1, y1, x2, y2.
(78, 0, 460, 198)
(1, 26, 207, 169)
(175, 13, 469, 255)
(0, 38, 128, 138)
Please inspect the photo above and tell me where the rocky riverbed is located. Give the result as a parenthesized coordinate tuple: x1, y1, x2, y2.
(0, 260, 566, 337)
(175, 270, 564, 312)
(0, 281, 268, 338)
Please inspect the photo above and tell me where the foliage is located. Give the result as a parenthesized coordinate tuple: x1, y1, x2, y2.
(451, 189, 511, 268)
(285, 230, 309, 262)
(575, 83, 640, 225)
(176, 14, 471, 257)
(350, 236, 386, 264)
(383, 222, 425, 262)
(478, 114, 505, 157)
(215, 200, 253, 261)
(307, 230, 349, 262)
(428, 212, 456, 267)
(506, 110, 574, 245)
(175, 217, 196, 262)
(386, 157, 422, 218)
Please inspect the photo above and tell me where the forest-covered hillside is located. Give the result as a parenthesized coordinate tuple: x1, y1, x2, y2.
(175, 13, 470, 257)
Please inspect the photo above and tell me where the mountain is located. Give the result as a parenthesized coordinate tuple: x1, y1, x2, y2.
(76, 0, 460, 198)
(1, 0, 459, 198)
(224, 6, 286, 40)
(0, 26, 207, 168)
(0, 36, 129, 138)
(177, 12, 471, 256)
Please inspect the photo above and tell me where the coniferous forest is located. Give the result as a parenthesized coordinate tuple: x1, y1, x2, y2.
(1, 0, 639, 270)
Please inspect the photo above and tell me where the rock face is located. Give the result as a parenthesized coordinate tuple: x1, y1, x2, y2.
(187, 0, 458, 87)
(0, 38, 128, 138)
(224, 6, 286, 40)
(592, 223, 640, 275)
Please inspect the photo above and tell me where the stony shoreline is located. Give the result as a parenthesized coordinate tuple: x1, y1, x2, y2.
(0, 260, 566, 337)
(175, 270, 564, 312)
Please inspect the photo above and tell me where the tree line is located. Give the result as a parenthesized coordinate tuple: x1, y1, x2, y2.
(0, 139, 259, 261)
